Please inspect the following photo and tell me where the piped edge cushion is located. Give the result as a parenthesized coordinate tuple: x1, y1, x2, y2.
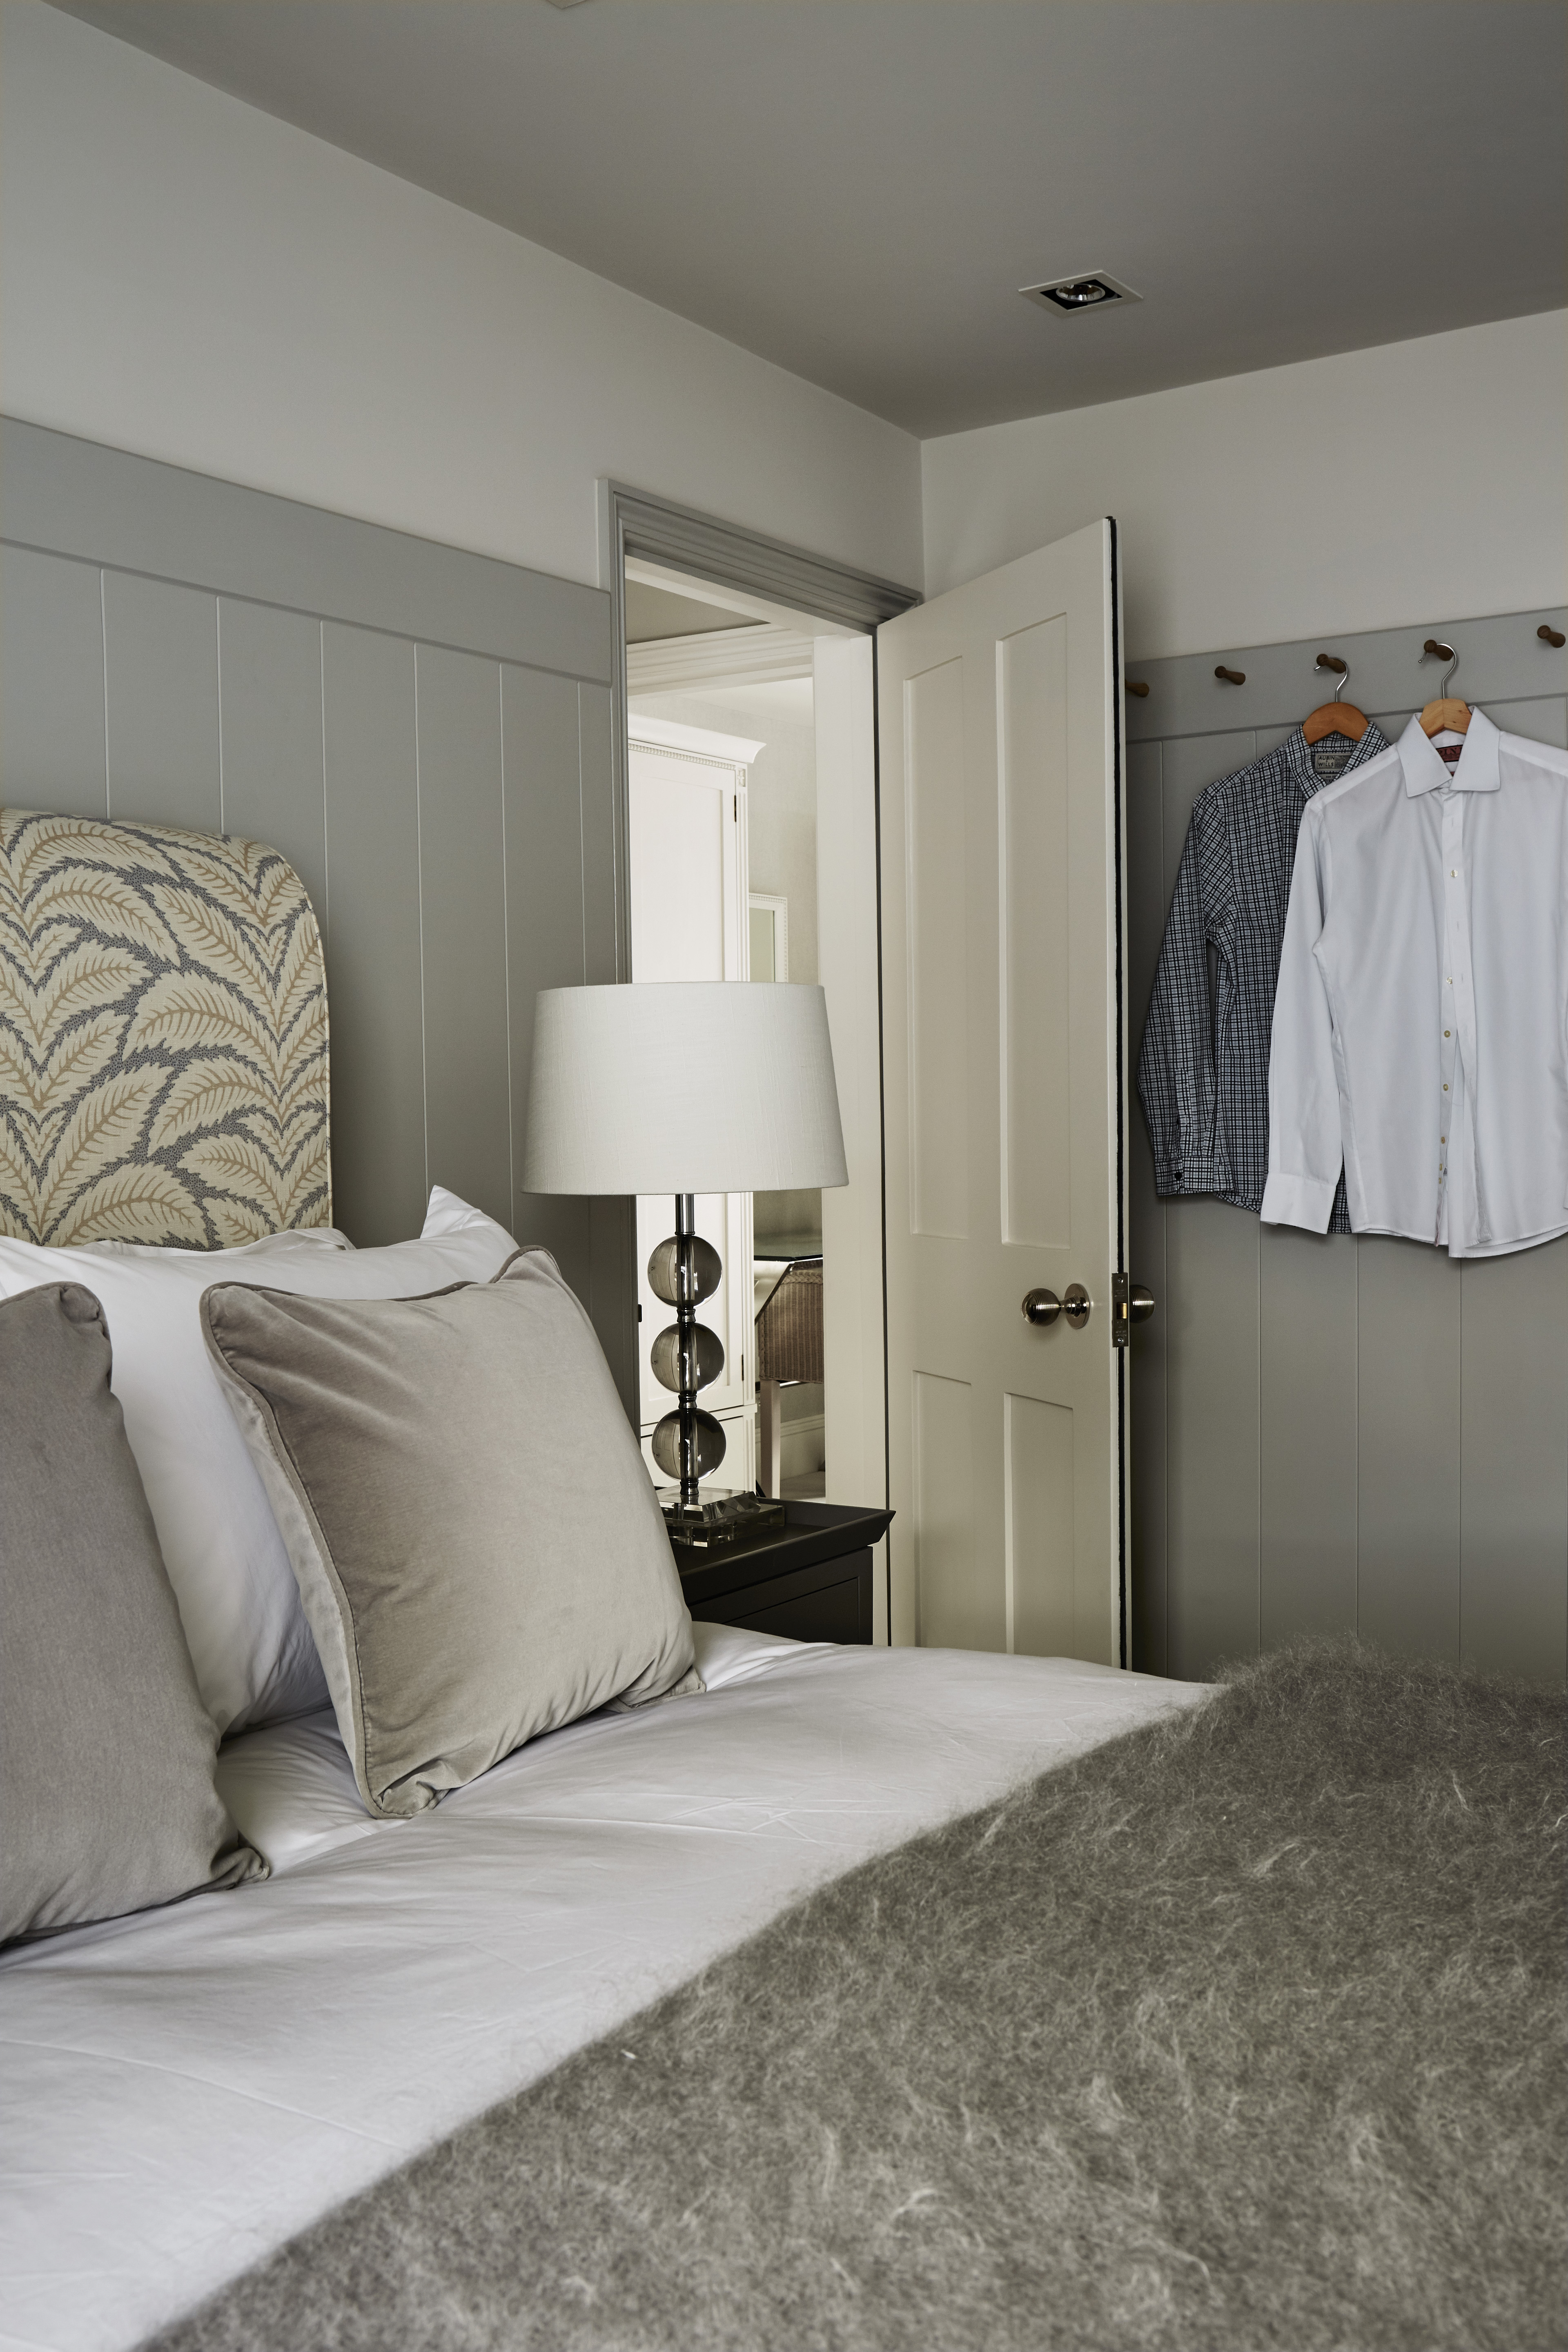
(200, 1248, 702, 1819)
(0, 1282, 266, 1944)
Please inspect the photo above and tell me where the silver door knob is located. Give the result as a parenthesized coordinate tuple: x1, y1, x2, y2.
(1062, 1283, 1091, 1328)
(1022, 1288, 1060, 1326)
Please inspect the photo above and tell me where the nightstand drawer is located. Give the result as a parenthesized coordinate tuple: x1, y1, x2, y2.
(687, 1550, 873, 1645)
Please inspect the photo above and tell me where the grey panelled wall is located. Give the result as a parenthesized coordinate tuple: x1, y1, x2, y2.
(0, 419, 637, 1411)
(1126, 605, 1568, 1686)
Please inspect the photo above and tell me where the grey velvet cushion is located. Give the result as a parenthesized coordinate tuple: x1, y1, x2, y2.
(200, 1248, 702, 1820)
(0, 1283, 266, 1944)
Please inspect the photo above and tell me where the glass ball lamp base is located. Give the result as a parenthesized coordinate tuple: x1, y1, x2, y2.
(646, 1194, 787, 1553)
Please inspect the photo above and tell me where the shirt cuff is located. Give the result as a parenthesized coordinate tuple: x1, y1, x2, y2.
(1260, 1173, 1339, 1231)
(1165, 1159, 1227, 1197)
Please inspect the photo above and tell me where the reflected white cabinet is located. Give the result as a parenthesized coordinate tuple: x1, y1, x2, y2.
(628, 718, 760, 1479)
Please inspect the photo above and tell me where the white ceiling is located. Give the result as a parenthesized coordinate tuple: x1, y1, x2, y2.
(51, 0, 1567, 437)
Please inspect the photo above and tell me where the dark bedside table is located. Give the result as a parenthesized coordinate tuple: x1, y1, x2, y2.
(673, 1501, 893, 1646)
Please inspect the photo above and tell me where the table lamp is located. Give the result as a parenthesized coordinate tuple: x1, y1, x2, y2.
(523, 982, 848, 1545)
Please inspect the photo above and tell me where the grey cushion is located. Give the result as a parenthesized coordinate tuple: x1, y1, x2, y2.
(0, 1283, 266, 1945)
(200, 1248, 702, 1820)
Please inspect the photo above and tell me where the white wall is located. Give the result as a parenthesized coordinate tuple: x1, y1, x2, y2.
(922, 312, 1568, 659)
(0, 2, 922, 595)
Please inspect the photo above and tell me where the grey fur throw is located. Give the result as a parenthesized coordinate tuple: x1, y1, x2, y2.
(147, 1642, 1566, 2352)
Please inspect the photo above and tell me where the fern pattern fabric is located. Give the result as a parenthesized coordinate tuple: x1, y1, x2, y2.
(0, 809, 330, 1248)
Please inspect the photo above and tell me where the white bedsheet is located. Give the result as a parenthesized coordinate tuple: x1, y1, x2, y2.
(0, 1630, 1207, 2352)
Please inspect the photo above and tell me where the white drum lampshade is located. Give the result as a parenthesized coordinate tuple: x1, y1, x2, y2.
(523, 982, 848, 1198)
(523, 982, 848, 1533)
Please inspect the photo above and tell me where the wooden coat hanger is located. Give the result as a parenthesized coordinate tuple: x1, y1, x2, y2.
(1419, 638, 1470, 736)
(1302, 652, 1369, 745)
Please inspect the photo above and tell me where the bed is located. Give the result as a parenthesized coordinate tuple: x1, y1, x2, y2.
(2, 812, 1561, 2352)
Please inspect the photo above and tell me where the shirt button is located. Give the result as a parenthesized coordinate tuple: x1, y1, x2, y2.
(1443, 1083, 1449, 1091)
(1444, 1029, 1451, 1038)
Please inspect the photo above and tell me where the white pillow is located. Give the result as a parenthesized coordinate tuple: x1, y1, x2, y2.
(0, 1189, 518, 1735)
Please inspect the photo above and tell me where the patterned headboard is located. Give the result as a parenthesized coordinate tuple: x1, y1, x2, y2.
(0, 809, 330, 1248)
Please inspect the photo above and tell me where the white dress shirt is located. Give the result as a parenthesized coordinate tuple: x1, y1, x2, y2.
(1261, 708, 1568, 1258)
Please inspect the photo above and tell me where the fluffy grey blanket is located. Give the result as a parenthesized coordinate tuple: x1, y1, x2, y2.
(148, 1643, 1565, 2352)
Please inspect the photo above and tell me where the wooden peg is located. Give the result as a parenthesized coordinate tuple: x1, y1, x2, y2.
(1214, 666, 1245, 686)
(1125, 680, 1150, 698)
(1539, 624, 1566, 649)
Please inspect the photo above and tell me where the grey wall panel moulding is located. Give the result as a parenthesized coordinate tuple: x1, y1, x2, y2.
(1125, 606, 1568, 742)
(1, 417, 612, 685)
(0, 415, 638, 1423)
(605, 482, 920, 633)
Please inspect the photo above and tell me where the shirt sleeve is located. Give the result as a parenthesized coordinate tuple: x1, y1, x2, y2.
(1136, 793, 1226, 1196)
(1260, 802, 1343, 1231)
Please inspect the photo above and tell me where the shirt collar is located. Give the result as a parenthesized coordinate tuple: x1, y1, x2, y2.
(1399, 705, 1501, 796)
(1283, 720, 1387, 799)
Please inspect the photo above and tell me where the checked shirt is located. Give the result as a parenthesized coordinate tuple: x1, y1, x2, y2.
(1136, 722, 1388, 1229)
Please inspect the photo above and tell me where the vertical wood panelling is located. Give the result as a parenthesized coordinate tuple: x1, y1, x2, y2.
(0, 546, 107, 815)
(1128, 628, 1565, 1687)
(1357, 1240, 1461, 1658)
(102, 572, 220, 832)
(415, 645, 511, 1233)
(1157, 729, 1261, 1679)
(1165, 1198, 1260, 1677)
(1459, 1239, 1568, 1681)
(321, 623, 426, 1247)
(216, 600, 326, 919)
(4, 430, 623, 1379)
(578, 686, 619, 986)
(578, 686, 639, 1422)
(1259, 1226, 1358, 1642)
(502, 661, 590, 1299)
(1488, 696, 1568, 752)
(1127, 738, 1167, 1673)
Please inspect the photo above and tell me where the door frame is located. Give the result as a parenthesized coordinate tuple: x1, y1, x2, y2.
(597, 483, 920, 1623)
(1109, 518, 1129, 1666)
(599, 480, 920, 989)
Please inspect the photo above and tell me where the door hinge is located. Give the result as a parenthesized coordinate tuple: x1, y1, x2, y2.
(1112, 1270, 1130, 1348)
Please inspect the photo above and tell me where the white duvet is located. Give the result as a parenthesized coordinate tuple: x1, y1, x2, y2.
(0, 1628, 1207, 2352)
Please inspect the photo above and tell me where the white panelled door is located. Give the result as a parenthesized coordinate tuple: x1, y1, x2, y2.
(878, 519, 1128, 1664)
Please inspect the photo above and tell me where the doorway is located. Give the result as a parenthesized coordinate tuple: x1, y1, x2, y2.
(601, 486, 917, 1639)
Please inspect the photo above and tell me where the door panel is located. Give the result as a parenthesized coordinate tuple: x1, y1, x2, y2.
(906, 660, 969, 1242)
(880, 519, 1125, 1663)
(999, 614, 1072, 1249)
(1006, 1392, 1076, 1657)
(915, 1370, 989, 1649)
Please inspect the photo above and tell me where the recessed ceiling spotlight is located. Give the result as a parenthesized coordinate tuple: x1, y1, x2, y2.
(1020, 272, 1143, 316)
